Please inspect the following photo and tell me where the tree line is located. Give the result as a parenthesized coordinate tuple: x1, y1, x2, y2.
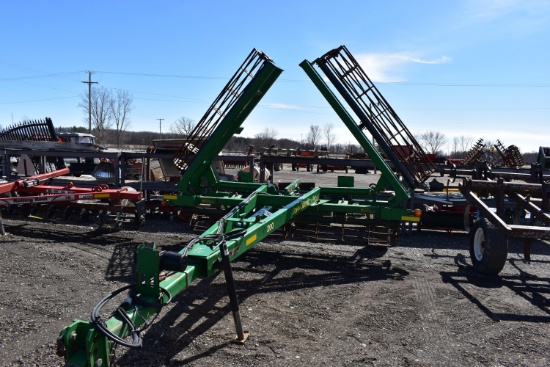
(76, 86, 537, 162)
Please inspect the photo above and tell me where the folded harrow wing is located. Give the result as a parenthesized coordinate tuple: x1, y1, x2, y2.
(57, 46, 430, 366)
(306, 45, 434, 189)
(0, 169, 145, 228)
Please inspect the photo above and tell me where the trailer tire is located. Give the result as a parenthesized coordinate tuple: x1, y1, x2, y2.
(469, 217, 508, 275)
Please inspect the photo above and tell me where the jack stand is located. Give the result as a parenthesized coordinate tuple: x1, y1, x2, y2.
(219, 239, 249, 344)
(0, 213, 5, 236)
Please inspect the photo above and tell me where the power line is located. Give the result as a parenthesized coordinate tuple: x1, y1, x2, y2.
(92, 71, 550, 87)
(0, 71, 82, 82)
(95, 70, 227, 80)
(0, 95, 79, 104)
(3, 68, 549, 88)
(383, 82, 550, 87)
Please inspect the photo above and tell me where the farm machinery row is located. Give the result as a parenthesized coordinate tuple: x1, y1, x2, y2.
(0, 124, 147, 229)
(1, 46, 544, 366)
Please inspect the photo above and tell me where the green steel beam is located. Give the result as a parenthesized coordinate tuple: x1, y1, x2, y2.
(59, 185, 321, 367)
(299, 60, 410, 206)
(177, 61, 283, 196)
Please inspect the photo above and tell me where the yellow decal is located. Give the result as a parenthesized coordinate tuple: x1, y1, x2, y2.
(401, 216, 420, 222)
(94, 193, 110, 199)
(246, 234, 257, 247)
(164, 195, 177, 200)
(360, 208, 376, 214)
(292, 199, 312, 216)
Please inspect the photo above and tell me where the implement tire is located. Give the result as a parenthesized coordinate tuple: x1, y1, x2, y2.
(469, 217, 508, 275)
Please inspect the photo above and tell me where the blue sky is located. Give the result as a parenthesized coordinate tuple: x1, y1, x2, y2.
(1, 0, 549, 153)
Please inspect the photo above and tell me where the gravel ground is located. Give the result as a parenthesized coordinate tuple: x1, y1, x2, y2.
(1, 167, 549, 367)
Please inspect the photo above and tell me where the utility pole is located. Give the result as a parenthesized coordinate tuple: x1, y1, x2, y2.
(157, 118, 164, 138)
(82, 71, 98, 133)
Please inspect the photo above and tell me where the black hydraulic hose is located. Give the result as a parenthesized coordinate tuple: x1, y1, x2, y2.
(198, 228, 248, 247)
(132, 287, 172, 308)
(91, 283, 172, 348)
(91, 284, 142, 348)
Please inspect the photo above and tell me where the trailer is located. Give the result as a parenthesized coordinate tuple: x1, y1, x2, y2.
(459, 178, 550, 275)
(57, 46, 434, 366)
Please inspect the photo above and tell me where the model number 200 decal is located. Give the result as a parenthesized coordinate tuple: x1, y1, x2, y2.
(266, 222, 275, 233)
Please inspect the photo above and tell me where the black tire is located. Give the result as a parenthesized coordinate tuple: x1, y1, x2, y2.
(469, 217, 508, 275)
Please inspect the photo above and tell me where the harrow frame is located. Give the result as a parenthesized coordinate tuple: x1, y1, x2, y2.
(57, 46, 430, 366)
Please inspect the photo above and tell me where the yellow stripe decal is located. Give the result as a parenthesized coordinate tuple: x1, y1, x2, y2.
(94, 193, 110, 199)
(246, 234, 257, 247)
(401, 216, 420, 222)
(164, 195, 177, 200)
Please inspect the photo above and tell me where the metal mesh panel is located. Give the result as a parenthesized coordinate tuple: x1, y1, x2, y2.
(314, 46, 435, 187)
(173, 49, 273, 172)
(495, 140, 524, 168)
(0, 117, 57, 141)
(463, 138, 486, 166)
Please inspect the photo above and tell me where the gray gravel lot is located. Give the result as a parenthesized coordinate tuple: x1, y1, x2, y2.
(1, 167, 549, 366)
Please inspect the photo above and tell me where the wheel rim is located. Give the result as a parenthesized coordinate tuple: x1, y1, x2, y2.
(473, 227, 485, 261)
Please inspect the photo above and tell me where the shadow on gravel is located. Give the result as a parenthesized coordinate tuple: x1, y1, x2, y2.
(4, 221, 139, 282)
(397, 230, 470, 251)
(400, 229, 550, 257)
(442, 259, 550, 323)
(105, 242, 137, 282)
(3, 221, 135, 245)
(115, 247, 408, 366)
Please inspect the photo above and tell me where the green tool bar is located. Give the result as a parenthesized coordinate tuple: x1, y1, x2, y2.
(318, 186, 376, 197)
(164, 182, 270, 207)
(176, 187, 322, 278)
(59, 186, 320, 367)
(313, 202, 419, 222)
(299, 60, 410, 206)
(164, 181, 294, 210)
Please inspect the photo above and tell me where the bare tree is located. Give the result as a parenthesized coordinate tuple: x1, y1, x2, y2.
(451, 137, 460, 157)
(306, 125, 322, 150)
(346, 141, 361, 154)
(110, 89, 133, 147)
(418, 130, 447, 155)
(253, 128, 278, 148)
(170, 116, 196, 137)
(322, 123, 336, 152)
(458, 135, 473, 156)
(79, 86, 113, 144)
(451, 135, 473, 158)
(333, 143, 345, 154)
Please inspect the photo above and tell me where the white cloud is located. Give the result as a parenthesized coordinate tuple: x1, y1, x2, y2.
(354, 53, 452, 83)
(466, 0, 550, 23)
(262, 103, 301, 110)
(406, 56, 452, 65)
(470, 0, 519, 19)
